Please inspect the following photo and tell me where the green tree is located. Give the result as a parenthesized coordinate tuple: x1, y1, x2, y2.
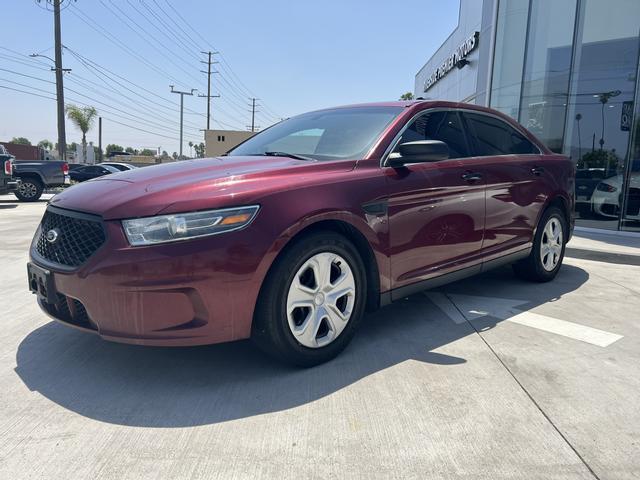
(193, 142, 206, 158)
(105, 144, 124, 156)
(188, 141, 194, 158)
(172, 152, 178, 160)
(125, 147, 136, 154)
(140, 148, 155, 156)
(399, 92, 415, 101)
(65, 104, 98, 162)
(37, 139, 53, 150)
(11, 137, 31, 145)
(579, 149, 620, 170)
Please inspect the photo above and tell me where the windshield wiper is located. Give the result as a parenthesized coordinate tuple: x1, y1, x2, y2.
(262, 151, 315, 161)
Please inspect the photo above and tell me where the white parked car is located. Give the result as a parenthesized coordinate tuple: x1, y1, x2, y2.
(591, 172, 640, 219)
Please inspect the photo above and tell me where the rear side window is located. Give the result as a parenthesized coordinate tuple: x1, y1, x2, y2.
(395, 111, 470, 159)
(463, 112, 538, 156)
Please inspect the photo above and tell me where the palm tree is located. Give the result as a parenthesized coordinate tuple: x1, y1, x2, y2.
(65, 104, 97, 163)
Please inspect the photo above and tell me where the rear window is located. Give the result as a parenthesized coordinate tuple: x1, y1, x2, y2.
(464, 112, 538, 156)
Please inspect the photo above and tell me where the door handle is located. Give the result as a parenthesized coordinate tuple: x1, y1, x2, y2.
(531, 166, 545, 176)
(462, 171, 482, 182)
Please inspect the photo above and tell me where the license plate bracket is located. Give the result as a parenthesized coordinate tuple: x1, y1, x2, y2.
(27, 262, 57, 304)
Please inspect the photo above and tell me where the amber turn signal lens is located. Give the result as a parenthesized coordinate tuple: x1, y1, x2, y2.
(220, 213, 252, 225)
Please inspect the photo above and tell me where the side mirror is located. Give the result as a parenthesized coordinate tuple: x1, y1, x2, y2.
(387, 140, 449, 167)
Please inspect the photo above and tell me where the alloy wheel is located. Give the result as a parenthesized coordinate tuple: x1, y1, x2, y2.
(286, 252, 356, 348)
(18, 182, 37, 198)
(540, 217, 563, 271)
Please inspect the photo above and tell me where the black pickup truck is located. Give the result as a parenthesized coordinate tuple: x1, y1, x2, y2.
(13, 160, 70, 201)
(0, 145, 70, 201)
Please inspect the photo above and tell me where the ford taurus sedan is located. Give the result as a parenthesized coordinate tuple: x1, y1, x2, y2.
(27, 101, 575, 366)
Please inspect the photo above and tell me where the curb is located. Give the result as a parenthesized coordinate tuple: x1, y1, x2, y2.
(565, 247, 640, 266)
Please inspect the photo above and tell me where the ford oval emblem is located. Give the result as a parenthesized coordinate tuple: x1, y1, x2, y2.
(46, 228, 60, 244)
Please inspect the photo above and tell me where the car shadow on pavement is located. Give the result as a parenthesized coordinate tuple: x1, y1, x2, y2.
(14, 264, 589, 428)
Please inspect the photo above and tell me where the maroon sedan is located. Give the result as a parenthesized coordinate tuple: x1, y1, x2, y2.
(27, 101, 574, 366)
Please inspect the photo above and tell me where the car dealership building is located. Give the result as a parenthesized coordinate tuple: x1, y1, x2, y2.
(415, 0, 640, 233)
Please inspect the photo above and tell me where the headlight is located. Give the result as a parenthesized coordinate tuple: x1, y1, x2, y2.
(122, 205, 260, 246)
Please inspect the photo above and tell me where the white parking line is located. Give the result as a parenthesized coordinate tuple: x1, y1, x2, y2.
(505, 310, 623, 348)
(426, 292, 623, 348)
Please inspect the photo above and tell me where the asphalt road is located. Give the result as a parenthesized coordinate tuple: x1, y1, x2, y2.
(1, 194, 639, 479)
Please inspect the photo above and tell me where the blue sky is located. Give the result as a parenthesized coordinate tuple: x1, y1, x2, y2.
(0, 0, 460, 155)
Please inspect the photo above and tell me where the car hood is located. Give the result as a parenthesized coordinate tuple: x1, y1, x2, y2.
(49, 156, 355, 220)
(595, 172, 640, 191)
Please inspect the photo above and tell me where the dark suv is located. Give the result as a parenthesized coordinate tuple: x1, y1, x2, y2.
(28, 101, 574, 366)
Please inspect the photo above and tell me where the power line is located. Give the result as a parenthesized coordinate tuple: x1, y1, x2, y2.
(1, 76, 202, 141)
(0, 84, 56, 101)
(1, 80, 197, 143)
(62, 52, 204, 130)
(159, 0, 283, 120)
(65, 6, 247, 127)
(63, 46, 207, 125)
(98, 0, 206, 88)
(137, 0, 203, 63)
(67, 3, 189, 88)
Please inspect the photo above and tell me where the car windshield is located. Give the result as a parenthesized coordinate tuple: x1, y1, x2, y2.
(228, 106, 404, 161)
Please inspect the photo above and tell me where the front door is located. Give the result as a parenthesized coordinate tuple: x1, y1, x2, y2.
(386, 110, 485, 293)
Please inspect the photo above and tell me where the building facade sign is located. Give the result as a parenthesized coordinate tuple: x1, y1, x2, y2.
(423, 31, 479, 92)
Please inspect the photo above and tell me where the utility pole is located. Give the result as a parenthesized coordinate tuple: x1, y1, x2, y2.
(248, 98, 260, 133)
(198, 51, 219, 131)
(53, 0, 67, 160)
(98, 116, 102, 163)
(170, 86, 196, 158)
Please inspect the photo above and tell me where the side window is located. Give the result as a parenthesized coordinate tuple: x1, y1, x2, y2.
(395, 111, 470, 159)
(464, 112, 538, 156)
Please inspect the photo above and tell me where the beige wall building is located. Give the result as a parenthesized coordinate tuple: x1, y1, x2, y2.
(205, 130, 255, 157)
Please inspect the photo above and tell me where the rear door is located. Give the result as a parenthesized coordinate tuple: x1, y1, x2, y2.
(386, 109, 486, 293)
(461, 111, 546, 259)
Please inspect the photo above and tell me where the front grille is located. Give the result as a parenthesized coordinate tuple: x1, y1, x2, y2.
(35, 208, 106, 267)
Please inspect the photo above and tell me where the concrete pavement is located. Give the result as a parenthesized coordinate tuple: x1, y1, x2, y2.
(1, 194, 639, 479)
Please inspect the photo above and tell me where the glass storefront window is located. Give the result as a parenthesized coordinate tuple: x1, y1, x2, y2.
(518, 0, 577, 153)
(620, 60, 640, 232)
(489, 0, 529, 119)
(562, 0, 640, 230)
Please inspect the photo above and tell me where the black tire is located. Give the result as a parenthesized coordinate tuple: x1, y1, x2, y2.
(14, 177, 44, 202)
(513, 206, 567, 282)
(252, 231, 367, 367)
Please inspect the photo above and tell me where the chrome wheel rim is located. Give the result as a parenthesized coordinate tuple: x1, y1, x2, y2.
(540, 217, 563, 271)
(286, 252, 356, 348)
(18, 182, 37, 198)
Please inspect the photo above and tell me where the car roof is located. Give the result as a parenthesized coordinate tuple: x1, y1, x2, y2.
(306, 100, 514, 117)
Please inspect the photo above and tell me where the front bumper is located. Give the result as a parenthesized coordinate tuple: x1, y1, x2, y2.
(30, 211, 274, 346)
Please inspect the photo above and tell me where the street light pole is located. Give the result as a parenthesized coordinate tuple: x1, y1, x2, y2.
(170, 86, 196, 158)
